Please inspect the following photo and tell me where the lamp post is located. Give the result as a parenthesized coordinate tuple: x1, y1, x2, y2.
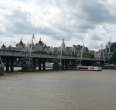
(79, 41, 84, 66)
(28, 34, 35, 69)
(59, 40, 63, 66)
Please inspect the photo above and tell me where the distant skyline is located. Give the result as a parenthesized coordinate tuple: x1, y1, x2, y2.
(0, 0, 116, 50)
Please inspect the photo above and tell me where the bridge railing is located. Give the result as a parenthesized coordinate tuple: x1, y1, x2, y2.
(0, 49, 26, 57)
(0, 49, 104, 61)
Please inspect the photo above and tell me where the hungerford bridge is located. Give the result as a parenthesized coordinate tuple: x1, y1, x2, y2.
(0, 48, 104, 72)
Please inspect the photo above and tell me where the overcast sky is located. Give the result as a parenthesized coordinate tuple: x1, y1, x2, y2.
(0, 0, 116, 50)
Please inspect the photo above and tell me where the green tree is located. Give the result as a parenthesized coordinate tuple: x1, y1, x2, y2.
(111, 50, 116, 64)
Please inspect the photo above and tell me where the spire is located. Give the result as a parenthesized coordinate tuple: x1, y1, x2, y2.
(61, 38, 65, 48)
(32, 33, 35, 45)
(39, 37, 41, 42)
(1, 44, 6, 49)
(32, 33, 35, 40)
(20, 37, 23, 42)
(16, 37, 25, 48)
(19, 38, 23, 44)
(38, 37, 43, 44)
(19, 37, 24, 46)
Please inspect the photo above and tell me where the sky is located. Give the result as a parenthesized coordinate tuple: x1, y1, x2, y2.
(0, 0, 116, 50)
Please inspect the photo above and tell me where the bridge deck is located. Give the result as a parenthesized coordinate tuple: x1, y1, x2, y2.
(0, 49, 103, 61)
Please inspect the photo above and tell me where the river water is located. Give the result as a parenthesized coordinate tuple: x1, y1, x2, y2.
(0, 70, 116, 110)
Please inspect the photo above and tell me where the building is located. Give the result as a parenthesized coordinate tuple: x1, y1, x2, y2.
(103, 42, 116, 61)
(1, 44, 6, 49)
(0, 35, 96, 58)
(33, 38, 48, 54)
(16, 39, 26, 50)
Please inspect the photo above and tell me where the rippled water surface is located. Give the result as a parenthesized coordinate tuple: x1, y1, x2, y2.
(0, 70, 116, 110)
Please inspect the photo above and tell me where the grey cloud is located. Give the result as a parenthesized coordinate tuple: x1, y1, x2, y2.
(90, 33, 103, 41)
(4, 8, 76, 41)
(0, 0, 116, 49)
(81, 0, 115, 23)
(6, 10, 35, 35)
(3, 9, 68, 41)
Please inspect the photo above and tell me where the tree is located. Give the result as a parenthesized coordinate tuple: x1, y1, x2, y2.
(111, 50, 116, 64)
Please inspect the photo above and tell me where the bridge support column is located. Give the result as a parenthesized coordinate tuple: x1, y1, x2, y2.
(32, 58, 36, 71)
(64, 60, 69, 70)
(6, 65, 10, 72)
(71, 60, 77, 70)
(10, 66, 14, 72)
(38, 60, 42, 71)
(61, 60, 65, 70)
(6, 57, 10, 72)
(10, 58, 15, 72)
(53, 62, 59, 70)
(42, 61, 46, 71)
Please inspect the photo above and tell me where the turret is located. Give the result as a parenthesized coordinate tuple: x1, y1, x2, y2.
(61, 39, 65, 49)
(16, 39, 26, 49)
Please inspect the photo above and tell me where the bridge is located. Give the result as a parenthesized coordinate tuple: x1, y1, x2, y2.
(0, 48, 104, 72)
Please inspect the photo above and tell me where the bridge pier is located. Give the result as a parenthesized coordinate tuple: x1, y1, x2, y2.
(10, 65, 14, 72)
(61, 60, 65, 70)
(42, 61, 46, 71)
(5, 57, 10, 72)
(53, 60, 69, 70)
(32, 58, 36, 71)
(5, 57, 15, 72)
(64, 60, 69, 70)
(38, 59, 42, 71)
(62, 60, 77, 70)
(10, 58, 15, 72)
(38, 60, 46, 71)
(6, 65, 10, 72)
(53, 62, 59, 70)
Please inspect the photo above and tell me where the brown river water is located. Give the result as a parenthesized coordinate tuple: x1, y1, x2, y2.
(0, 70, 116, 110)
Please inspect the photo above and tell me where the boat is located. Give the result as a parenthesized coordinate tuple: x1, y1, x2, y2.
(77, 65, 102, 71)
(77, 42, 102, 71)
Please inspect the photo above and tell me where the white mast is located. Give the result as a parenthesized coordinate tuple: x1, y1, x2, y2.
(59, 39, 63, 65)
(99, 43, 103, 66)
(32, 33, 35, 46)
(101, 44, 105, 62)
(80, 42, 84, 65)
(29, 34, 34, 58)
(108, 42, 111, 60)
(28, 33, 35, 66)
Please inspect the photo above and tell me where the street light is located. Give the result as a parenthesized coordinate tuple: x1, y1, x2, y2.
(79, 41, 84, 66)
(59, 39, 63, 66)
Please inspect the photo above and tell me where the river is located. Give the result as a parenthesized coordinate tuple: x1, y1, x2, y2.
(0, 70, 116, 110)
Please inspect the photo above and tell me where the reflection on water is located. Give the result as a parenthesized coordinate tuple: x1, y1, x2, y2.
(0, 70, 116, 110)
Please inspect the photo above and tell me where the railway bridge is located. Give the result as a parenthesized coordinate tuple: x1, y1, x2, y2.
(0, 48, 104, 72)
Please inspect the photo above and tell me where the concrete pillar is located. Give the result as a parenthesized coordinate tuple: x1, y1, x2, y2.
(38, 60, 42, 71)
(32, 58, 36, 71)
(10, 65, 14, 72)
(61, 60, 65, 70)
(42, 61, 46, 71)
(72, 60, 77, 69)
(6, 65, 10, 72)
(64, 60, 69, 70)
(21, 60, 26, 71)
(6, 57, 10, 72)
(10, 58, 14, 72)
(53, 62, 59, 70)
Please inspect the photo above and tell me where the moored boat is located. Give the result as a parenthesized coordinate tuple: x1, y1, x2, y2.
(77, 65, 102, 71)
